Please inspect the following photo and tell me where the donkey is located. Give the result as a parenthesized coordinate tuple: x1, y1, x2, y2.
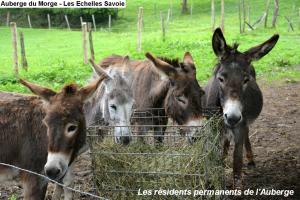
(85, 56, 134, 144)
(99, 52, 205, 143)
(202, 28, 279, 188)
(51, 57, 135, 199)
(0, 77, 105, 200)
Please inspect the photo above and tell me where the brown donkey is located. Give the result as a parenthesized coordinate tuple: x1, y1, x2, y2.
(202, 28, 279, 188)
(99, 52, 205, 143)
(0, 77, 105, 199)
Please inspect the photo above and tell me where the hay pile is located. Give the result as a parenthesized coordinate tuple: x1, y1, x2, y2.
(87, 116, 224, 200)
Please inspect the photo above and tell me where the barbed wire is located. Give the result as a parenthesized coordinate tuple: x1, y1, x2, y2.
(0, 162, 109, 200)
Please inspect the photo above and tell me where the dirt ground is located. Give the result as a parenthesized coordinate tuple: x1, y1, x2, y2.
(0, 81, 299, 200)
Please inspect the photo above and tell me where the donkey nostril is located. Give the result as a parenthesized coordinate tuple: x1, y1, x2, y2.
(227, 115, 242, 126)
(224, 114, 228, 119)
(45, 167, 61, 180)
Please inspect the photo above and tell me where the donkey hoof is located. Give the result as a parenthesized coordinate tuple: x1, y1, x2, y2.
(247, 161, 256, 168)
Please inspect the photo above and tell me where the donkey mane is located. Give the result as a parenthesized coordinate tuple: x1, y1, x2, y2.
(158, 57, 180, 68)
(62, 84, 78, 95)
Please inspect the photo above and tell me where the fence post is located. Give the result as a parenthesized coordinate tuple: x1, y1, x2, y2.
(82, 22, 88, 64)
(137, 7, 143, 52)
(89, 29, 95, 61)
(108, 15, 111, 31)
(167, 8, 171, 23)
(220, 0, 225, 32)
(10, 22, 18, 75)
(19, 32, 28, 71)
(211, 0, 215, 32)
(242, 0, 245, 32)
(299, 8, 300, 29)
(238, 0, 242, 33)
(190, 4, 193, 18)
(47, 14, 51, 29)
(161, 12, 166, 42)
(264, 0, 271, 28)
(92, 14, 96, 32)
(6, 12, 10, 26)
(65, 15, 71, 31)
(80, 16, 83, 25)
(248, 3, 251, 26)
(271, 0, 279, 28)
(27, 14, 32, 28)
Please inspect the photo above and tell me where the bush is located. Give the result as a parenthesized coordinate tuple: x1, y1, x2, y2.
(0, 9, 118, 28)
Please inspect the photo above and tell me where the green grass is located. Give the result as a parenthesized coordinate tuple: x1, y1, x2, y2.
(0, 0, 299, 93)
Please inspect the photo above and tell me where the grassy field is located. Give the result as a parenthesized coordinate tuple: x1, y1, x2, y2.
(0, 0, 299, 93)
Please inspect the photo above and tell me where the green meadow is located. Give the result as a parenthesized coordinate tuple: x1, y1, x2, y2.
(0, 0, 299, 93)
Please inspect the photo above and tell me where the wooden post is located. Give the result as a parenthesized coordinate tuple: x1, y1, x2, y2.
(6, 12, 10, 26)
(190, 4, 193, 18)
(19, 32, 28, 71)
(137, 7, 143, 52)
(264, 0, 271, 28)
(239, 0, 242, 33)
(65, 15, 71, 30)
(82, 22, 88, 64)
(27, 15, 32, 28)
(299, 8, 300, 29)
(161, 12, 166, 42)
(47, 14, 51, 29)
(108, 15, 111, 31)
(221, 0, 225, 32)
(10, 22, 18, 75)
(89, 30, 95, 61)
(167, 8, 171, 23)
(242, 0, 245, 32)
(248, 4, 251, 26)
(92, 14, 96, 32)
(211, 0, 215, 32)
(80, 16, 83, 25)
(271, 0, 279, 28)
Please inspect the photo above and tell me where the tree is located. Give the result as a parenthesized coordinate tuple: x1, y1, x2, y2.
(182, 0, 188, 14)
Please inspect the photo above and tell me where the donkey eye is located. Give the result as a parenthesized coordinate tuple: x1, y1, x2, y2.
(218, 77, 224, 83)
(67, 125, 77, 132)
(110, 105, 117, 110)
(244, 78, 250, 84)
(176, 95, 186, 104)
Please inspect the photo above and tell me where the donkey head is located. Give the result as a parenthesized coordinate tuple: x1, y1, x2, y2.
(212, 28, 279, 128)
(146, 52, 205, 141)
(90, 57, 134, 145)
(20, 77, 105, 181)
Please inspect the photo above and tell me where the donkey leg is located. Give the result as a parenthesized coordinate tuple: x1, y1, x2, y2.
(244, 127, 255, 167)
(223, 138, 230, 159)
(232, 128, 245, 190)
(22, 173, 48, 200)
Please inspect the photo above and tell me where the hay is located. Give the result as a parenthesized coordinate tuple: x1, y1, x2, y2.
(87, 116, 224, 200)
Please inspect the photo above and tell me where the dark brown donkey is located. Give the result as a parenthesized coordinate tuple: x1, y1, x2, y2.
(100, 52, 205, 143)
(203, 28, 279, 188)
(0, 77, 105, 200)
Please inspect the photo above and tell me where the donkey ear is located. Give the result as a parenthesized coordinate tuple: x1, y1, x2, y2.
(89, 59, 112, 79)
(244, 34, 279, 61)
(79, 75, 106, 102)
(19, 79, 56, 101)
(183, 52, 194, 65)
(212, 28, 228, 59)
(145, 52, 177, 78)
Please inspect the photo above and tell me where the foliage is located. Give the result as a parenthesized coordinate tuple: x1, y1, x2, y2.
(0, 8, 118, 28)
(0, 0, 299, 93)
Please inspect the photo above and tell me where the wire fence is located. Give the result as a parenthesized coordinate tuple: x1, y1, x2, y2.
(0, 162, 109, 200)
